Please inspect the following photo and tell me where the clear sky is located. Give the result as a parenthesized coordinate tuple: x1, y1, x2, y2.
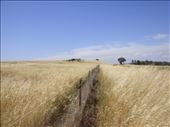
(1, 1, 169, 63)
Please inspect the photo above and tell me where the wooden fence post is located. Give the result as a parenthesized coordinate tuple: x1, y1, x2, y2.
(79, 79, 82, 107)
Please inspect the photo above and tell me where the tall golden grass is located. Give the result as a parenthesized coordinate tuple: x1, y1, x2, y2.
(1, 61, 96, 127)
(2, 61, 169, 127)
(97, 65, 170, 127)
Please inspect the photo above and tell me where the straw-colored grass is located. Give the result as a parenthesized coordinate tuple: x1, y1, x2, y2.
(2, 61, 169, 127)
(97, 65, 170, 127)
(1, 61, 96, 127)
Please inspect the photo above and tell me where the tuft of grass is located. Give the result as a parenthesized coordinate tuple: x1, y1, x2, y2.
(97, 65, 170, 127)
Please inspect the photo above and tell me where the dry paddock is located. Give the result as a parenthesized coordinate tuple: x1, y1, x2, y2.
(1, 61, 170, 127)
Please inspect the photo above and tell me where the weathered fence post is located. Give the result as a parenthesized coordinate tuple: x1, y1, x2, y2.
(79, 79, 82, 107)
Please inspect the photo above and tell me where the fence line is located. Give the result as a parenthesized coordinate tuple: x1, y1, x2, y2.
(63, 65, 100, 127)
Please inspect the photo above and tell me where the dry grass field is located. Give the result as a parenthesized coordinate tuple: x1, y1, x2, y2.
(1, 61, 97, 127)
(1, 61, 169, 127)
(97, 65, 170, 127)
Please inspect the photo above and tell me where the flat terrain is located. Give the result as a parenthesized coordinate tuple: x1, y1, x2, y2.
(1, 61, 169, 127)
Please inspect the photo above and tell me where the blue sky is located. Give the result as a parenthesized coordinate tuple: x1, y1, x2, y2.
(1, 1, 169, 63)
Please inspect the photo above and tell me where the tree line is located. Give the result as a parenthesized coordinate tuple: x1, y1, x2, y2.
(131, 60, 170, 66)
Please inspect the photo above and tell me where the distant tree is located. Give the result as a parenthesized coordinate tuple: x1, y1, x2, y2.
(118, 57, 126, 64)
(96, 59, 99, 61)
(132, 60, 134, 64)
(132, 60, 136, 64)
(136, 60, 141, 65)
